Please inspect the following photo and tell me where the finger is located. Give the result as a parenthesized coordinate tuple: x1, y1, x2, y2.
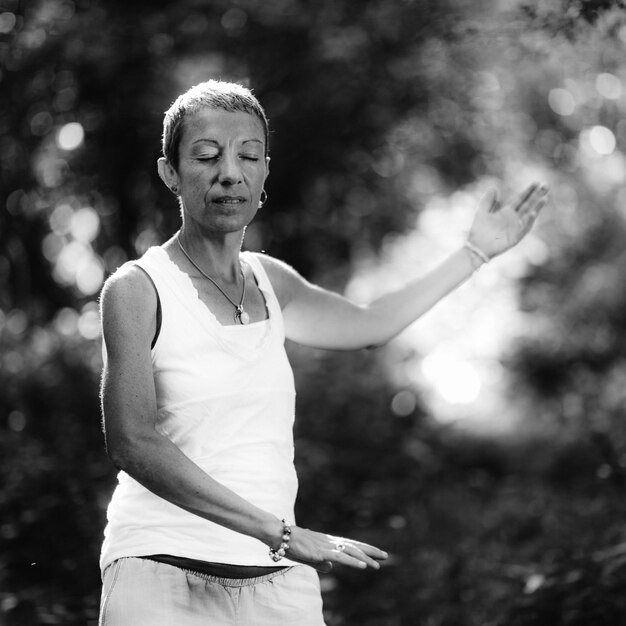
(342, 544, 384, 570)
(489, 198, 502, 214)
(479, 188, 499, 214)
(516, 183, 549, 216)
(323, 534, 388, 569)
(329, 549, 375, 570)
(337, 541, 388, 569)
(348, 540, 389, 561)
(520, 193, 546, 223)
(514, 201, 544, 243)
(524, 186, 548, 216)
(520, 197, 546, 232)
(512, 183, 539, 212)
(488, 191, 502, 214)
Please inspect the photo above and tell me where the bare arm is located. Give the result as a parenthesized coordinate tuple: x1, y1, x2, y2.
(263, 183, 547, 350)
(100, 266, 280, 544)
(100, 265, 387, 571)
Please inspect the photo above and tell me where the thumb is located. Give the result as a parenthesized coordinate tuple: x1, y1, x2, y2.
(312, 560, 333, 573)
(286, 553, 333, 573)
(479, 188, 499, 214)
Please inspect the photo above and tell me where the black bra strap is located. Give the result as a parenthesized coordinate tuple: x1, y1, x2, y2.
(134, 265, 162, 349)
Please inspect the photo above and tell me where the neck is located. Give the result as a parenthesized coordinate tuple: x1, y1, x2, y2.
(176, 225, 244, 281)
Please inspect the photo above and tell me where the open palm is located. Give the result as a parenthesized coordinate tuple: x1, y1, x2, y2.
(468, 183, 548, 259)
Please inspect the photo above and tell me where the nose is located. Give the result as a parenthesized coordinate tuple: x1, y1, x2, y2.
(218, 153, 243, 185)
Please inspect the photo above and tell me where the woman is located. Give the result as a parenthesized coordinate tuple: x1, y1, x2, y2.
(98, 80, 547, 625)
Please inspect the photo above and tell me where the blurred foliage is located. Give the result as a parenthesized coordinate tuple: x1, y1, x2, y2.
(3, 0, 626, 624)
(290, 345, 626, 625)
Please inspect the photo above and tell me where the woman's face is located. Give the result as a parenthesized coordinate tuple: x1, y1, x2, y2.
(173, 107, 269, 235)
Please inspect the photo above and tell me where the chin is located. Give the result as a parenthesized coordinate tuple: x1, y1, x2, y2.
(204, 218, 251, 235)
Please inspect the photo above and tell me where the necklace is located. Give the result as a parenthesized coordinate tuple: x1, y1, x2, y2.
(176, 237, 250, 325)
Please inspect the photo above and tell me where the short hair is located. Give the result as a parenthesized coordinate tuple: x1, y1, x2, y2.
(161, 80, 269, 169)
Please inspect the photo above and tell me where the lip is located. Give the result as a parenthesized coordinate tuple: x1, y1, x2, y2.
(212, 196, 247, 204)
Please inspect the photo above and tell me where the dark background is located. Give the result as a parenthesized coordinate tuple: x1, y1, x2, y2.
(2, 0, 626, 624)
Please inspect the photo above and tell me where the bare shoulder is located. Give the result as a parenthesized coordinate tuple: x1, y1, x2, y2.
(252, 252, 300, 280)
(101, 262, 157, 311)
(100, 263, 158, 353)
(251, 252, 308, 308)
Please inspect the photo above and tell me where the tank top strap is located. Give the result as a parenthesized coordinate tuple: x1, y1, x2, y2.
(241, 251, 286, 343)
(130, 247, 195, 332)
(129, 247, 283, 358)
(131, 247, 172, 295)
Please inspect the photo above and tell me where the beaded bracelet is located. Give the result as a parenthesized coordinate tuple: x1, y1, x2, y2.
(463, 240, 490, 269)
(269, 519, 292, 562)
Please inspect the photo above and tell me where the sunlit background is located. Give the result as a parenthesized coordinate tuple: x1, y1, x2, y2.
(3, 0, 626, 624)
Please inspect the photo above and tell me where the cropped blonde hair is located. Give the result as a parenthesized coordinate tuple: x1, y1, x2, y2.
(162, 80, 269, 169)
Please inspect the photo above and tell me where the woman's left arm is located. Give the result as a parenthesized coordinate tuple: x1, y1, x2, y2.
(264, 183, 547, 351)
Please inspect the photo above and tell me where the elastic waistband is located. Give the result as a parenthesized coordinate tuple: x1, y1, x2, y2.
(144, 554, 286, 580)
(177, 564, 292, 587)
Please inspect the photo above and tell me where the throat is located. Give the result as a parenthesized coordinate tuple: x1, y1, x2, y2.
(177, 237, 249, 324)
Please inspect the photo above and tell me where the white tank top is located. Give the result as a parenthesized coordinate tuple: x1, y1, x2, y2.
(99, 246, 299, 572)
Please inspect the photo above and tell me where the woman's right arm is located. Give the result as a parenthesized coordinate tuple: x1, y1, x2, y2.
(100, 267, 387, 571)
(100, 267, 282, 544)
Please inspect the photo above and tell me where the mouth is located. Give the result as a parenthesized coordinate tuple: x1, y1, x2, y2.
(212, 196, 247, 205)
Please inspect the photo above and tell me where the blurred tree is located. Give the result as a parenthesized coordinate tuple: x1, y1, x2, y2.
(3, 0, 626, 624)
(1, 0, 483, 621)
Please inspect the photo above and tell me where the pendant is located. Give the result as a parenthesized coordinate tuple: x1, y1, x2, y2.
(236, 307, 250, 325)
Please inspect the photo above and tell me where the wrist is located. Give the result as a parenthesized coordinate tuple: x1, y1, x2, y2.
(463, 240, 490, 270)
(258, 515, 285, 548)
(268, 519, 292, 562)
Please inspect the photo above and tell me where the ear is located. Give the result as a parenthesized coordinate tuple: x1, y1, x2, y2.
(157, 157, 180, 193)
(264, 156, 271, 183)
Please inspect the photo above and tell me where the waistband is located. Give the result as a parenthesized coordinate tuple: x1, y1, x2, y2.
(142, 555, 288, 583)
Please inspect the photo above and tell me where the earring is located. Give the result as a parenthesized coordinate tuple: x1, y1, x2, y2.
(171, 185, 179, 195)
(258, 189, 267, 208)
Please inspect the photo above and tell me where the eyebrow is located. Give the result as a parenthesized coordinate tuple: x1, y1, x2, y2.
(191, 138, 264, 147)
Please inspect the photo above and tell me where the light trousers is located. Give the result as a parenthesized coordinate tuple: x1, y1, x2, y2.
(99, 557, 326, 626)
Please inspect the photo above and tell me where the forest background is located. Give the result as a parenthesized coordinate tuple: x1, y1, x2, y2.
(2, 0, 626, 624)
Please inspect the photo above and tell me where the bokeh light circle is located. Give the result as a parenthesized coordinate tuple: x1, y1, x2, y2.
(589, 125, 616, 156)
(548, 88, 575, 116)
(596, 73, 622, 100)
(57, 122, 85, 150)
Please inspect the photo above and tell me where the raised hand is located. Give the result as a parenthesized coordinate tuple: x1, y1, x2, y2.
(467, 183, 548, 260)
(286, 526, 388, 573)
